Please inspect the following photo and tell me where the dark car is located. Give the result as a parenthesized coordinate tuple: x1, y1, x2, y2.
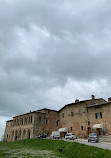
(35, 133, 47, 138)
(88, 133, 99, 143)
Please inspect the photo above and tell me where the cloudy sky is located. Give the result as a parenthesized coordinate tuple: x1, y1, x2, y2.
(1, 0, 111, 138)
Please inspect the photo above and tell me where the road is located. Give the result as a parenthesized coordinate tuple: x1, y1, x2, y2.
(63, 138, 111, 150)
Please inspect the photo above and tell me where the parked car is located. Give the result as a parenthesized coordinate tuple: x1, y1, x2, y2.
(65, 133, 77, 140)
(35, 133, 47, 138)
(50, 131, 60, 139)
(88, 133, 99, 143)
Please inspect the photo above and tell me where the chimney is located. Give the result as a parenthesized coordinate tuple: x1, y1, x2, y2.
(75, 99, 79, 103)
(91, 95, 95, 104)
(108, 98, 111, 102)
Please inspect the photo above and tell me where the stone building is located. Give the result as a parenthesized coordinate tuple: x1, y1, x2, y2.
(4, 95, 111, 141)
(59, 95, 111, 137)
(3, 109, 60, 142)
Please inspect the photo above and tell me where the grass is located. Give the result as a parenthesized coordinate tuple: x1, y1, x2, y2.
(0, 139, 111, 158)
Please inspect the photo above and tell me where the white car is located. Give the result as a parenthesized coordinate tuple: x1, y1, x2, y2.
(65, 133, 77, 140)
(50, 131, 60, 139)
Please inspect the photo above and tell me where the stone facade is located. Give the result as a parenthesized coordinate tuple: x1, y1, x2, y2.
(4, 95, 111, 141)
(3, 109, 60, 142)
(38, 109, 60, 134)
(59, 95, 109, 137)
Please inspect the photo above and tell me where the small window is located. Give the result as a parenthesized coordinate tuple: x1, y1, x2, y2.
(26, 117, 28, 124)
(62, 113, 64, 118)
(88, 121, 90, 125)
(95, 112, 102, 119)
(17, 119, 19, 125)
(56, 120, 59, 126)
(21, 118, 23, 125)
(100, 112, 102, 118)
(46, 119, 48, 125)
(81, 126, 83, 130)
(98, 112, 101, 118)
(24, 117, 26, 124)
(71, 127, 72, 131)
(31, 116, 33, 123)
(95, 113, 98, 119)
(29, 116, 30, 123)
(7, 134, 8, 138)
(71, 112, 74, 116)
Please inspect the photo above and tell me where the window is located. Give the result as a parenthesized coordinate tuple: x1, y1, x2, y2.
(88, 121, 90, 126)
(29, 116, 30, 123)
(71, 127, 72, 131)
(95, 112, 102, 119)
(31, 116, 33, 123)
(26, 117, 28, 124)
(14, 120, 16, 126)
(71, 112, 74, 116)
(46, 119, 48, 125)
(17, 119, 19, 125)
(62, 113, 64, 118)
(81, 126, 83, 130)
(95, 113, 98, 119)
(56, 120, 59, 126)
(24, 117, 26, 124)
(100, 112, 102, 118)
(21, 118, 23, 125)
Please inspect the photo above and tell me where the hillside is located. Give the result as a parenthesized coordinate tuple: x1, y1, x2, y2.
(0, 139, 111, 158)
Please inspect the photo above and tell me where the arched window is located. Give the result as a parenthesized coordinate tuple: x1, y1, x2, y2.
(15, 130, 18, 141)
(27, 129, 31, 139)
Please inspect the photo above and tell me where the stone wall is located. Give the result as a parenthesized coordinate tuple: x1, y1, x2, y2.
(59, 102, 88, 137)
(38, 109, 60, 135)
(4, 112, 36, 142)
(87, 103, 111, 134)
(59, 96, 108, 137)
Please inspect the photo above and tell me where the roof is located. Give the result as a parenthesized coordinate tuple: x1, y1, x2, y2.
(59, 98, 106, 112)
(6, 120, 13, 122)
(38, 108, 58, 112)
(13, 110, 45, 118)
(86, 99, 108, 108)
(13, 108, 58, 119)
(59, 99, 90, 112)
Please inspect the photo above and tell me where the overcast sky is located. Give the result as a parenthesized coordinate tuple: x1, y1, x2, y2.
(1, 0, 111, 138)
